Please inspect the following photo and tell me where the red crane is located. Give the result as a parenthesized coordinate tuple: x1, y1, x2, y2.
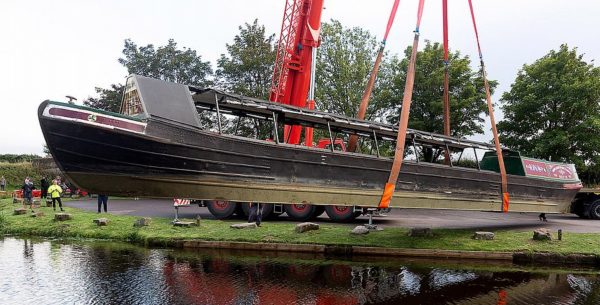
(270, 0, 324, 145)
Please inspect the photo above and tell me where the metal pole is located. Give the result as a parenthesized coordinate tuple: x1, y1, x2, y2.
(272, 113, 280, 144)
(373, 130, 380, 158)
(214, 94, 223, 134)
(445, 143, 453, 167)
(234, 117, 241, 135)
(174, 206, 179, 223)
(309, 48, 317, 100)
(412, 137, 419, 163)
(473, 147, 481, 170)
(327, 122, 335, 152)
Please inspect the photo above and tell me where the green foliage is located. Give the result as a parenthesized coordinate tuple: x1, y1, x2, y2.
(498, 44, 600, 183)
(0, 154, 41, 163)
(216, 19, 276, 100)
(385, 41, 497, 137)
(315, 20, 393, 121)
(0, 212, 5, 230)
(83, 84, 124, 112)
(84, 39, 214, 113)
(0, 162, 43, 190)
(216, 19, 276, 139)
(119, 38, 213, 86)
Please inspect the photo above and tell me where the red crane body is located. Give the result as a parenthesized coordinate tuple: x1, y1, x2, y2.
(270, 0, 324, 145)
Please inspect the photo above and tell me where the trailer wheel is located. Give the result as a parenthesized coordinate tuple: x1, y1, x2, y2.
(325, 205, 359, 222)
(589, 200, 600, 220)
(285, 203, 316, 221)
(240, 202, 274, 219)
(207, 200, 237, 219)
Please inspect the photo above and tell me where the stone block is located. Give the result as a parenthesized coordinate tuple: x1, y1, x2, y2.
(54, 213, 72, 221)
(230, 223, 258, 229)
(408, 227, 433, 237)
(533, 228, 552, 241)
(351, 225, 370, 235)
(13, 208, 27, 215)
(31, 212, 45, 218)
(295, 222, 319, 233)
(134, 217, 152, 227)
(94, 218, 109, 226)
(473, 231, 495, 240)
(173, 221, 196, 227)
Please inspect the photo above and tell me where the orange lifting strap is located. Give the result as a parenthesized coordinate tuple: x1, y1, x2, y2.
(378, 0, 425, 209)
(468, 0, 510, 212)
(347, 0, 401, 152)
(442, 0, 451, 164)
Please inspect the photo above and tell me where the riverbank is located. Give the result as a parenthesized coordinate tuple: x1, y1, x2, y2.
(1, 198, 599, 265)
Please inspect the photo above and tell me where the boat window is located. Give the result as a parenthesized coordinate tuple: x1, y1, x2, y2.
(121, 77, 144, 116)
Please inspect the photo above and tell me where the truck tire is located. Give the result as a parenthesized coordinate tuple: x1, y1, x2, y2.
(240, 202, 274, 219)
(207, 200, 237, 219)
(285, 203, 316, 221)
(589, 200, 600, 220)
(325, 205, 360, 222)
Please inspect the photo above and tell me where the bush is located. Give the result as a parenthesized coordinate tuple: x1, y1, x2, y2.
(0, 162, 44, 191)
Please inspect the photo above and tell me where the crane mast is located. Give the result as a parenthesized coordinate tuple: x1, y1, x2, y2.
(270, 0, 324, 145)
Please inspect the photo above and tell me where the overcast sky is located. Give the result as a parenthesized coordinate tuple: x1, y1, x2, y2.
(1, 0, 598, 154)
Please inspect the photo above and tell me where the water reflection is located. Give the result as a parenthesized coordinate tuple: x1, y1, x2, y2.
(0, 237, 598, 305)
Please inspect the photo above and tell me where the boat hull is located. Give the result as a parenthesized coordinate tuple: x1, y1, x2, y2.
(39, 101, 579, 213)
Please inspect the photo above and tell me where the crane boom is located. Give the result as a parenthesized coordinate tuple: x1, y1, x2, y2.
(270, 0, 324, 144)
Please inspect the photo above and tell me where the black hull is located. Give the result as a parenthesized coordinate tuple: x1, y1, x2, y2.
(39, 101, 579, 213)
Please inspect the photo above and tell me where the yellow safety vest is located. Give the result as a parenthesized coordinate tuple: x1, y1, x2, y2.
(48, 185, 63, 198)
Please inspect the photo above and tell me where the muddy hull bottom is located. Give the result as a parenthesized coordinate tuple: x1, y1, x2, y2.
(67, 172, 571, 214)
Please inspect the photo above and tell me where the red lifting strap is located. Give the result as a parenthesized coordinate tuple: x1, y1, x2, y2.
(347, 0, 401, 152)
(468, 0, 510, 212)
(384, 0, 401, 41)
(378, 0, 425, 209)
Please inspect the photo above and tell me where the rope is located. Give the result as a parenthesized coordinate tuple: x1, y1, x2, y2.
(378, 0, 426, 209)
(468, 0, 510, 212)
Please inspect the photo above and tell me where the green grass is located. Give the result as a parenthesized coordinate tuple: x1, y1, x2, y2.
(1, 198, 599, 255)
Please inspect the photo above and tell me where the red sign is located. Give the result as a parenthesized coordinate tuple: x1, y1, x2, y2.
(173, 198, 191, 206)
(547, 164, 575, 180)
(523, 159, 576, 181)
(523, 159, 549, 177)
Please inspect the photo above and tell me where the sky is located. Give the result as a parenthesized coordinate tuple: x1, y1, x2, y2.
(0, 0, 599, 154)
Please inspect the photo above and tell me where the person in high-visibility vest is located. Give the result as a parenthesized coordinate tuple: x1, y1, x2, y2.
(47, 180, 64, 212)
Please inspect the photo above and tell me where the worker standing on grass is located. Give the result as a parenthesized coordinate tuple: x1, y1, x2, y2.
(97, 194, 109, 213)
(1, 176, 6, 191)
(48, 180, 64, 211)
(40, 176, 49, 200)
(21, 177, 35, 211)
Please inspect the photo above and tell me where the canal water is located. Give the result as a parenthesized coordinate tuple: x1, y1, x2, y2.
(0, 237, 598, 305)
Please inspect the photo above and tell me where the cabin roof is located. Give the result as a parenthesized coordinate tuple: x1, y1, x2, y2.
(191, 87, 502, 152)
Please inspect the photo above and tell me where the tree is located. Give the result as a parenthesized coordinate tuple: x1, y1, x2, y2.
(119, 38, 213, 86)
(83, 84, 124, 112)
(498, 44, 600, 181)
(315, 20, 393, 121)
(385, 41, 497, 138)
(216, 19, 276, 100)
(84, 39, 213, 112)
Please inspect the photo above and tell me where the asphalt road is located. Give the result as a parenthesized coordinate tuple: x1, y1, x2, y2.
(65, 198, 600, 233)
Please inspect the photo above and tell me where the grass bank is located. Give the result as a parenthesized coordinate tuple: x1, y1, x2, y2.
(1, 198, 599, 256)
